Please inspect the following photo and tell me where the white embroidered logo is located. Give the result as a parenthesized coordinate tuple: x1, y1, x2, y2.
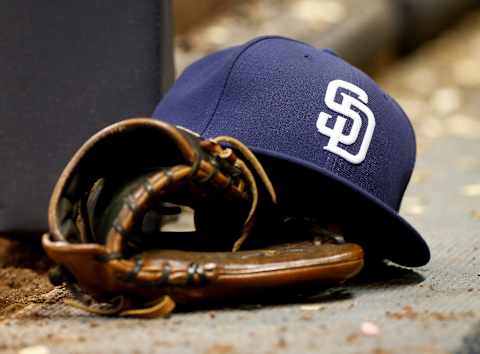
(316, 79, 376, 164)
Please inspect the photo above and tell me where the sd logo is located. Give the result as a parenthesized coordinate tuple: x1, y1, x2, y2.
(316, 79, 376, 164)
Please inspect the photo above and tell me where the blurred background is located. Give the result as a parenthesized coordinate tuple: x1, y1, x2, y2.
(172, 0, 476, 70)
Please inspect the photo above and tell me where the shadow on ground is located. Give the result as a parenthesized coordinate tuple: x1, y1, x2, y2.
(349, 260, 425, 288)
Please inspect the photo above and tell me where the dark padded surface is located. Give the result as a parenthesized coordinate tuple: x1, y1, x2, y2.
(0, 1, 173, 233)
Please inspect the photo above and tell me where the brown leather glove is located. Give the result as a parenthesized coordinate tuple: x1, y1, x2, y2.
(42, 118, 364, 317)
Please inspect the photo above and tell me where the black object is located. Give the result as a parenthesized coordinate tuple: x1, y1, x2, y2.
(0, 0, 175, 234)
(395, 0, 478, 51)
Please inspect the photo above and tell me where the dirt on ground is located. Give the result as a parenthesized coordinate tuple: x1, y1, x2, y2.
(0, 238, 54, 320)
(386, 305, 476, 322)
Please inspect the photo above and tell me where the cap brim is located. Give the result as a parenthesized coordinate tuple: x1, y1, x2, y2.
(251, 147, 430, 267)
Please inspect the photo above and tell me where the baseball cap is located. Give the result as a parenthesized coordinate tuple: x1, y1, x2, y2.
(153, 36, 430, 267)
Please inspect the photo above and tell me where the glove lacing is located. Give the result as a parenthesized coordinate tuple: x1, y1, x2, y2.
(211, 136, 277, 251)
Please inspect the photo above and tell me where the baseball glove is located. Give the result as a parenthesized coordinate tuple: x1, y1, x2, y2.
(42, 118, 364, 317)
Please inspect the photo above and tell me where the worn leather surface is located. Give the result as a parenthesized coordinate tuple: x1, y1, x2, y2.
(43, 235, 363, 303)
(43, 118, 364, 311)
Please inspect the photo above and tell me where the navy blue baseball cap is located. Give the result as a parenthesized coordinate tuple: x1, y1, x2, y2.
(153, 36, 430, 267)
